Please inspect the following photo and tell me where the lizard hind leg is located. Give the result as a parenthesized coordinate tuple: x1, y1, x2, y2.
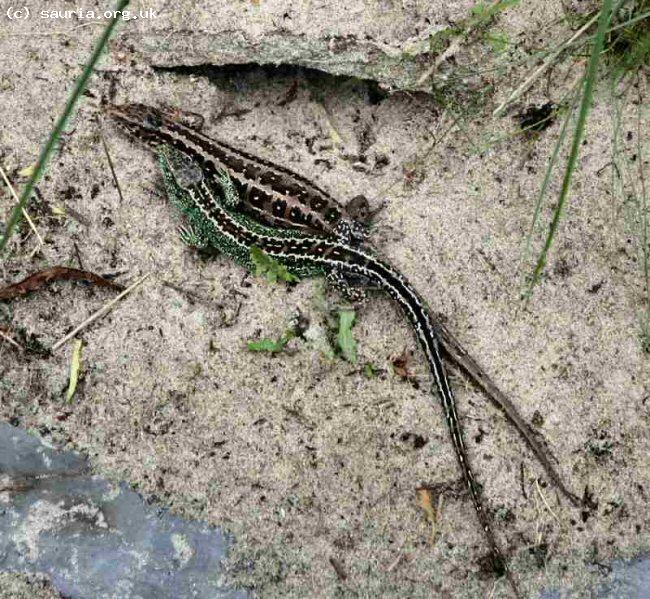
(178, 224, 210, 250)
(333, 219, 369, 246)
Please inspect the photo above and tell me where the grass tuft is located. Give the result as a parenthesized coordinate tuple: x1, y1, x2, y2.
(525, 0, 614, 298)
(605, 0, 650, 81)
(0, 0, 130, 254)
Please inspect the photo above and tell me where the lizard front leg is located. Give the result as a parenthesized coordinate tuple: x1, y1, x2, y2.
(326, 266, 374, 304)
(332, 219, 369, 246)
(214, 169, 241, 209)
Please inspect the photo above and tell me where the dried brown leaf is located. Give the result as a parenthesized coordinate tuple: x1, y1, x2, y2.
(416, 487, 438, 544)
(392, 348, 413, 379)
(0, 267, 123, 300)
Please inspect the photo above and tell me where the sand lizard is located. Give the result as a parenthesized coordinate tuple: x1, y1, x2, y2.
(106, 103, 370, 242)
(106, 102, 578, 509)
(105, 102, 588, 596)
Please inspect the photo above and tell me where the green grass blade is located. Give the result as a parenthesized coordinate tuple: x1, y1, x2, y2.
(526, 0, 613, 296)
(522, 94, 578, 271)
(0, 0, 130, 254)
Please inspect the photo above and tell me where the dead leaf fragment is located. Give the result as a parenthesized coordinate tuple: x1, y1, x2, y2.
(392, 348, 414, 379)
(0, 267, 123, 300)
(0, 327, 23, 351)
(329, 556, 347, 581)
(18, 163, 36, 178)
(416, 487, 438, 544)
(66, 339, 83, 402)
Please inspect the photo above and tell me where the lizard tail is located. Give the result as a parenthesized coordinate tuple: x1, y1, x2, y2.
(364, 258, 521, 597)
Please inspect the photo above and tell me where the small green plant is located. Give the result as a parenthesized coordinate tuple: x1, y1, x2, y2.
(485, 31, 510, 53)
(605, 0, 650, 81)
(247, 330, 296, 353)
(336, 310, 358, 363)
(585, 432, 615, 459)
(470, 0, 520, 23)
(363, 362, 378, 378)
(249, 246, 298, 283)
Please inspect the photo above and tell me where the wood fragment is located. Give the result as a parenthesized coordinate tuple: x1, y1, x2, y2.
(392, 348, 413, 379)
(384, 553, 403, 573)
(329, 556, 347, 581)
(535, 479, 561, 524)
(51, 273, 150, 352)
(0, 327, 24, 351)
(66, 339, 83, 402)
(0, 476, 33, 493)
(0, 267, 123, 300)
(73, 242, 84, 270)
(416, 487, 438, 544)
(100, 132, 125, 203)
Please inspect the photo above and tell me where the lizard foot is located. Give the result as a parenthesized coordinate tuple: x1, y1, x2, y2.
(326, 267, 369, 304)
(178, 224, 209, 250)
(215, 170, 241, 209)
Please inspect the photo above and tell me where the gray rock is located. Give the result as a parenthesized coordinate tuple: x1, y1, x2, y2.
(0, 423, 246, 599)
(114, 1, 470, 93)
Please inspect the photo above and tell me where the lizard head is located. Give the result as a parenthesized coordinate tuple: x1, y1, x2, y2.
(104, 103, 170, 146)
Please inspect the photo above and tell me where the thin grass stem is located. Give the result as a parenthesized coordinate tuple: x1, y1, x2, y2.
(526, 1, 614, 297)
(522, 95, 577, 271)
(0, 0, 130, 254)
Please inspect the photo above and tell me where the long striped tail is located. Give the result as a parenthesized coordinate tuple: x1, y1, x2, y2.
(419, 314, 521, 598)
(410, 306, 495, 541)
(364, 258, 520, 596)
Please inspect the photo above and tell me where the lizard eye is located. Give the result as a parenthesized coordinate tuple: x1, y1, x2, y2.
(144, 114, 162, 129)
(143, 111, 162, 130)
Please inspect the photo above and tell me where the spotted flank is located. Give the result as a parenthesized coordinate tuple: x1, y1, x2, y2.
(106, 103, 368, 241)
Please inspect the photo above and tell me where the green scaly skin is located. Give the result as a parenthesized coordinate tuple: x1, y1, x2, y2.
(158, 150, 325, 280)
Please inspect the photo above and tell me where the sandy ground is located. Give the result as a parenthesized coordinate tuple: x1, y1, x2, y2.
(1, 1, 648, 598)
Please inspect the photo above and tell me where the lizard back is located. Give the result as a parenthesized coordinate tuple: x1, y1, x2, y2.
(105, 103, 364, 237)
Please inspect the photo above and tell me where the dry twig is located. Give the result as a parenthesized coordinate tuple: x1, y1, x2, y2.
(51, 273, 150, 351)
